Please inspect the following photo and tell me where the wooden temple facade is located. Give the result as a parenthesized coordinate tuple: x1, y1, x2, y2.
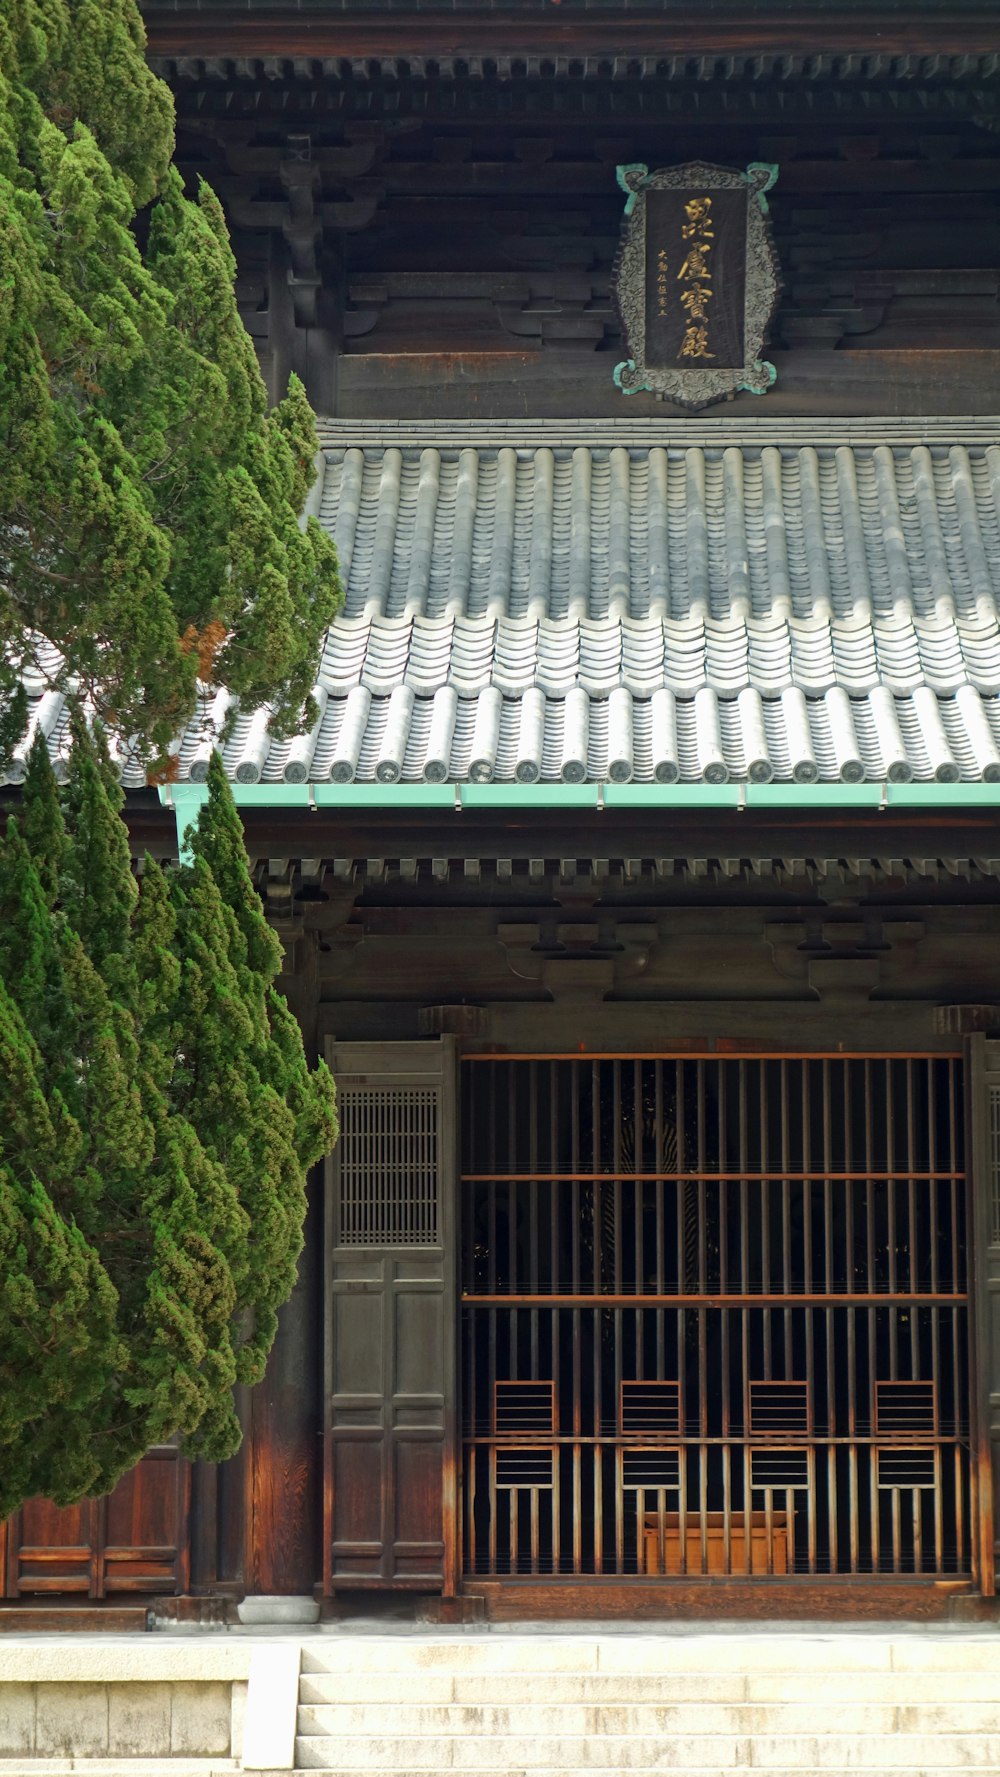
(6, 0, 1000, 1622)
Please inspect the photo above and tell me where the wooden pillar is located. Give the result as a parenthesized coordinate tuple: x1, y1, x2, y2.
(242, 934, 325, 1597)
(243, 1171, 324, 1596)
(968, 1033, 1000, 1596)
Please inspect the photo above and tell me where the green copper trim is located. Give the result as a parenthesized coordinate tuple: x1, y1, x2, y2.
(157, 778, 1000, 856)
(746, 161, 780, 214)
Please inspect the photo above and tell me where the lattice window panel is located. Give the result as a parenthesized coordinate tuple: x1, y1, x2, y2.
(337, 1085, 439, 1245)
(622, 1448, 682, 1490)
(875, 1381, 937, 1437)
(495, 1448, 554, 1490)
(749, 1381, 810, 1437)
(495, 1381, 555, 1436)
(877, 1448, 938, 1490)
(750, 1449, 810, 1491)
(620, 1381, 681, 1436)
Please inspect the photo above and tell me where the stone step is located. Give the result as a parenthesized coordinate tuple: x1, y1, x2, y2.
(290, 1769, 1000, 1777)
(298, 1668, 1000, 1706)
(294, 1733, 1000, 1770)
(296, 1636, 1000, 1777)
(299, 1636, 1000, 1677)
(747, 1739, 1000, 1770)
(0, 1763, 236, 1775)
(298, 1699, 1000, 1737)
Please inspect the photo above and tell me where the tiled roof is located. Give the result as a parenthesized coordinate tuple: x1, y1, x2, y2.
(13, 420, 1000, 788)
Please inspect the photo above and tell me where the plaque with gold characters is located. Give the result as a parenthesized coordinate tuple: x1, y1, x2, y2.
(612, 161, 780, 411)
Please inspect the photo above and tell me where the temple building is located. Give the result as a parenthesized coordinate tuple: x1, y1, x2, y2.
(5, 0, 1000, 1624)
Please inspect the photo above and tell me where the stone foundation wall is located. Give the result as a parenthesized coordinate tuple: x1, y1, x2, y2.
(0, 1644, 257, 1766)
(0, 1680, 246, 1760)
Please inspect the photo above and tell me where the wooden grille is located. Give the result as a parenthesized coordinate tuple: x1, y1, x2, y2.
(337, 1085, 439, 1244)
(461, 1055, 971, 1580)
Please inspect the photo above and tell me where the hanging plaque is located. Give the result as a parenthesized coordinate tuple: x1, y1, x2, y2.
(612, 161, 780, 411)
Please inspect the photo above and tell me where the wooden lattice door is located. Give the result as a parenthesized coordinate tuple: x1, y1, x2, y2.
(325, 1038, 458, 1594)
(461, 1053, 973, 1587)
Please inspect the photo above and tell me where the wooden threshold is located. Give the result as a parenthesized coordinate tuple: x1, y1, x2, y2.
(468, 1577, 979, 1622)
(0, 1604, 152, 1633)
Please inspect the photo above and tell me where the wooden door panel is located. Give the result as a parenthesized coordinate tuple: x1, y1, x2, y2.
(102, 1447, 190, 1593)
(3, 1450, 189, 1598)
(325, 1040, 457, 1594)
(6, 1498, 95, 1595)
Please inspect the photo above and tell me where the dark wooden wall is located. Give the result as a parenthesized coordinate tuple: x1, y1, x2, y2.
(155, 48, 1000, 418)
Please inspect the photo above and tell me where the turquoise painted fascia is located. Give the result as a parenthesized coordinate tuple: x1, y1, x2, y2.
(602, 784, 742, 810)
(748, 783, 1000, 809)
(461, 783, 598, 809)
(884, 783, 1000, 807)
(158, 778, 1000, 856)
(744, 784, 882, 809)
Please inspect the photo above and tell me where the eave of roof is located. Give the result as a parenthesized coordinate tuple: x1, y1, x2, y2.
(142, 4, 1000, 75)
(156, 779, 1000, 882)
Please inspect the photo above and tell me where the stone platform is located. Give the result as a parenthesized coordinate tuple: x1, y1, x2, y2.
(3, 1627, 1000, 1777)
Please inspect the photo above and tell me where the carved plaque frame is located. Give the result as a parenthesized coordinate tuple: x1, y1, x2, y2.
(612, 161, 780, 411)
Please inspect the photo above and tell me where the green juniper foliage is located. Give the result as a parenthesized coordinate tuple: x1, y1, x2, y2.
(0, 729, 338, 1515)
(0, 0, 341, 774)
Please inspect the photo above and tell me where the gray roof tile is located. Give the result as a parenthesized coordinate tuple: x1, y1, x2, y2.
(13, 422, 1000, 787)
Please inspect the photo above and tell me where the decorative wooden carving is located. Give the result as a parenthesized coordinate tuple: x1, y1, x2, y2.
(612, 161, 781, 410)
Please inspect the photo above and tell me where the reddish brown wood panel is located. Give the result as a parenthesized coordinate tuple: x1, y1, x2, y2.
(246, 1241, 323, 1596)
(472, 1578, 978, 1621)
(5, 1497, 95, 1596)
(3, 1450, 190, 1599)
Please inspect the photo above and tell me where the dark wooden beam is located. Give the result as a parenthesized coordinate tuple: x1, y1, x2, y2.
(333, 347, 1000, 422)
(144, 8, 1000, 61)
(122, 796, 1000, 868)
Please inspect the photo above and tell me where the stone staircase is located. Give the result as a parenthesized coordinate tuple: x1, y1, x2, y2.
(295, 1631, 1000, 1775)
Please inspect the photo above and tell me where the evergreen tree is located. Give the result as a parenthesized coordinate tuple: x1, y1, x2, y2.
(0, 0, 341, 775)
(0, 724, 336, 1510)
(19, 730, 67, 907)
(175, 754, 338, 1386)
(0, 974, 123, 1515)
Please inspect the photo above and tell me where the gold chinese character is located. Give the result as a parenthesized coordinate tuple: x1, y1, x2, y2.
(677, 243, 712, 281)
(680, 284, 712, 320)
(679, 324, 714, 360)
(684, 196, 713, 225)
